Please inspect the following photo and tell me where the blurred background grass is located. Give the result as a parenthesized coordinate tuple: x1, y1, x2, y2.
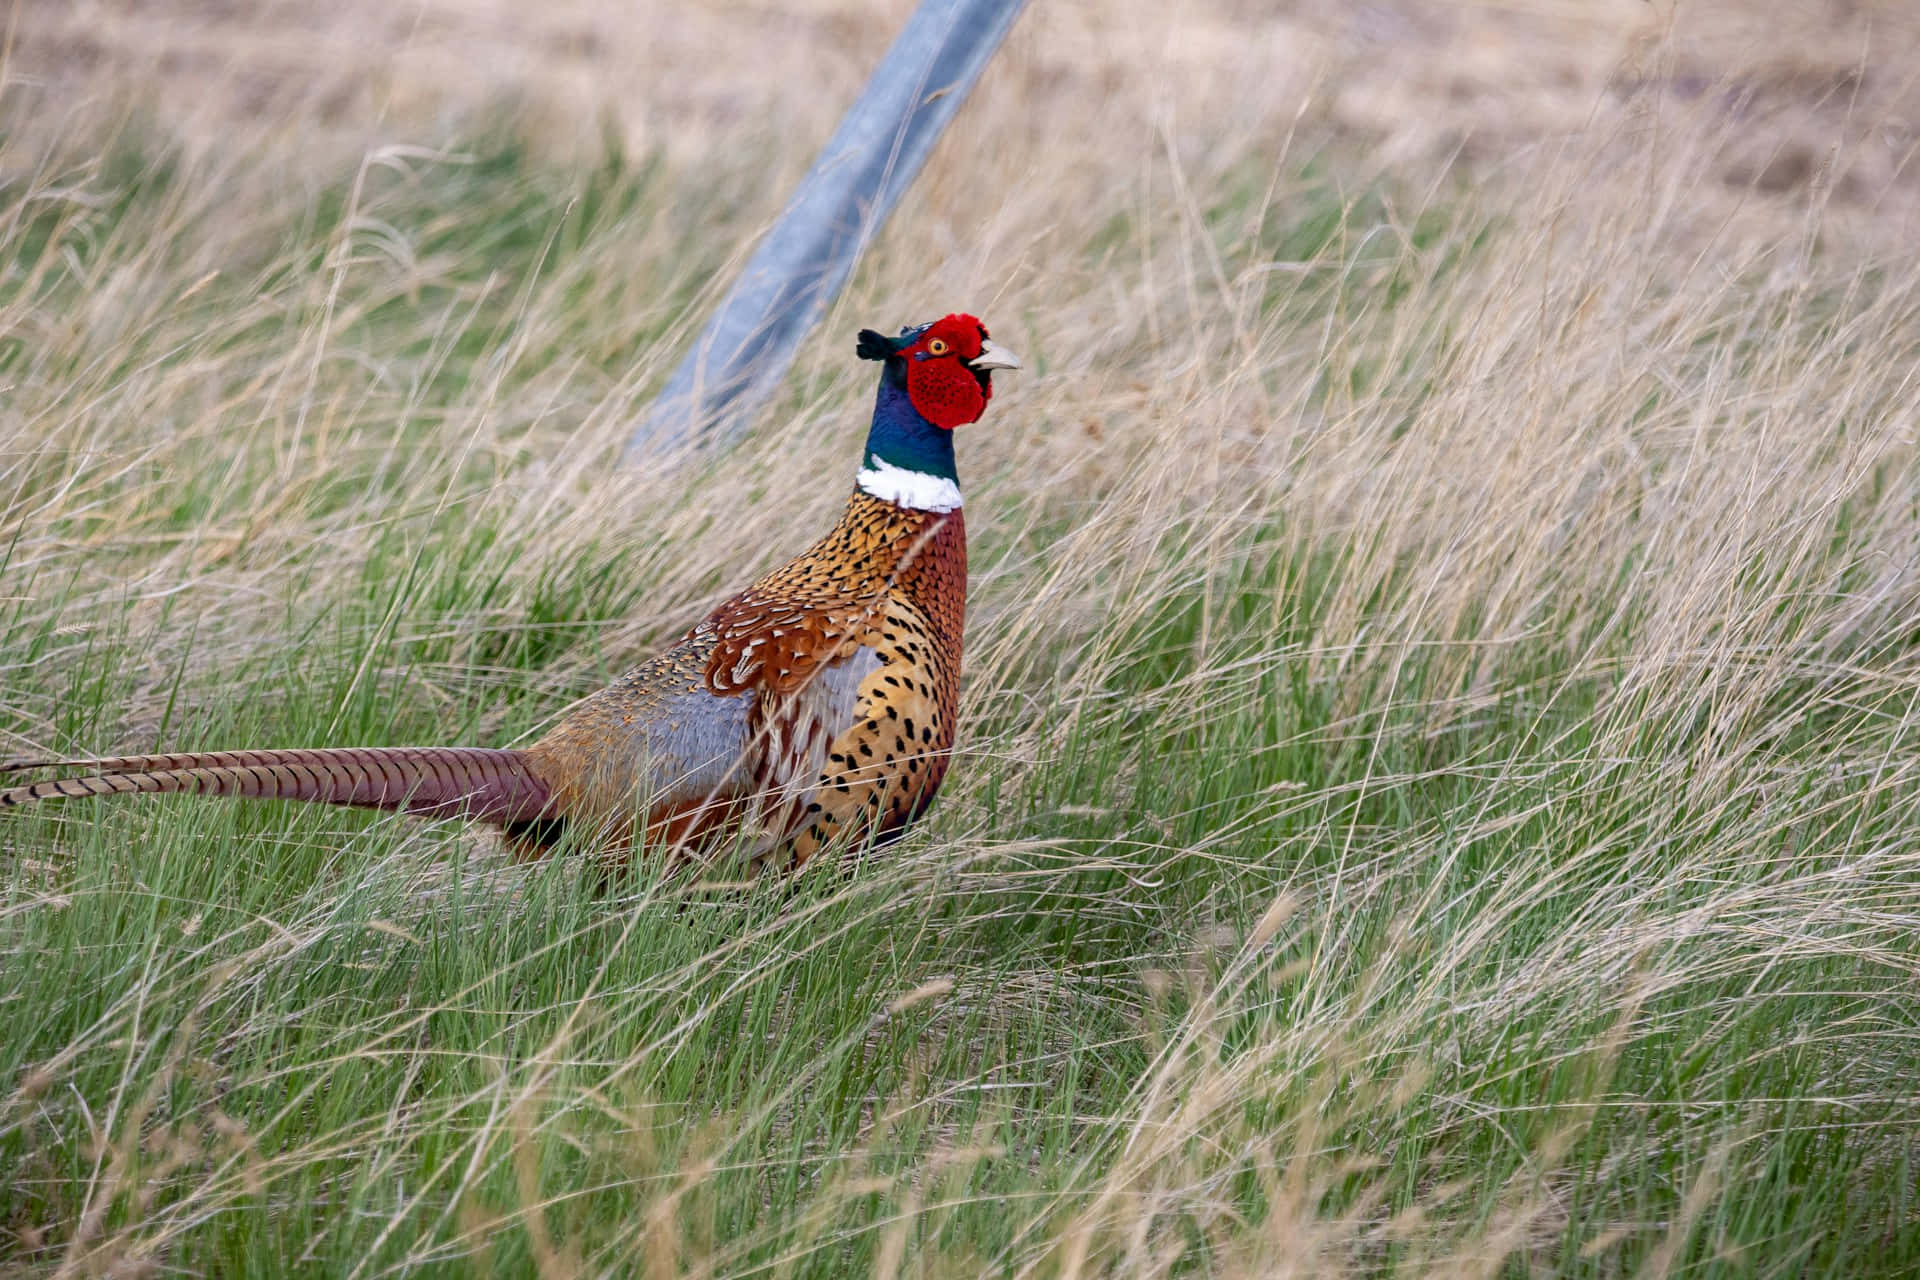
(4, 1, 1920, 1275)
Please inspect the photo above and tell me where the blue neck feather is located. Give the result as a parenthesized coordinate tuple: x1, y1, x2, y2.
(863, 374, 956, 481)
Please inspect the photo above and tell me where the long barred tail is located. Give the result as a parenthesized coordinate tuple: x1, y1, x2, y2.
(0, 746, 555, 828)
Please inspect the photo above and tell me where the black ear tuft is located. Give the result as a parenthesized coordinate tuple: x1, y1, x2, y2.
(856, 329, 894, 361)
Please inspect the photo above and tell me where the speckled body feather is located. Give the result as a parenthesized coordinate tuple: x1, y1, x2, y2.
(0, 314, 1016, 873)
(527, 492, 964, 867)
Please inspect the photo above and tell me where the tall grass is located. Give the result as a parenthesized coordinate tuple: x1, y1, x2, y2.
(3, 66, 1920, 1277)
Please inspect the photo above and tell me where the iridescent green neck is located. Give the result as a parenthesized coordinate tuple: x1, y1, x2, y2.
(857, 375, 961, 512)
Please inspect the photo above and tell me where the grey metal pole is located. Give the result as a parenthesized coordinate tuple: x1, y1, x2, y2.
(625, 0, 1030, 458)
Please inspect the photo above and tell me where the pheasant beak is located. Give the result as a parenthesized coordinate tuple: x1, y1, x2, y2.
(967, 340, 1022, 373)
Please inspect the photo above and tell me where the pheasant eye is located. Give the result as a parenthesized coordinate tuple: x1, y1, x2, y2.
(927, 338, 949, 356)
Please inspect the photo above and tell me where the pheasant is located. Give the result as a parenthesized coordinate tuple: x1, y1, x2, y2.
(1, 313, 1019, 871)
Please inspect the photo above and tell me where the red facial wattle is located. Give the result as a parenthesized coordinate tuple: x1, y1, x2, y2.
(905, 358, 988, 429)
(902, 315, 994, 430)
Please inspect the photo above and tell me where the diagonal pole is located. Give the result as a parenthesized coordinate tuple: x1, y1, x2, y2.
(625, 0, 1030, 459)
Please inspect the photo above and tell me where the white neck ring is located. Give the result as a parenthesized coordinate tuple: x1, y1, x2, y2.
(856, 456, 963, 512)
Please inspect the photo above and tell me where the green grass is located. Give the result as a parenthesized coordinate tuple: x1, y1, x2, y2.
(4, 108, 1920, 1278)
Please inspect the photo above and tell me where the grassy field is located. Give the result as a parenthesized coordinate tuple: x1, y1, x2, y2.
(5, 14, 1920, 1275)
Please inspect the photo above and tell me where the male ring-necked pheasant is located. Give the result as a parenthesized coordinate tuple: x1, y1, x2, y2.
(1, 313, 1018, 870)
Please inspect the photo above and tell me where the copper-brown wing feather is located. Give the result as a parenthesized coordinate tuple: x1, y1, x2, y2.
(704, 591, 886, 696)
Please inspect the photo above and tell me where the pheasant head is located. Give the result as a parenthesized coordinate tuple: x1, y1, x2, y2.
(854, 314, 1020, 512)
